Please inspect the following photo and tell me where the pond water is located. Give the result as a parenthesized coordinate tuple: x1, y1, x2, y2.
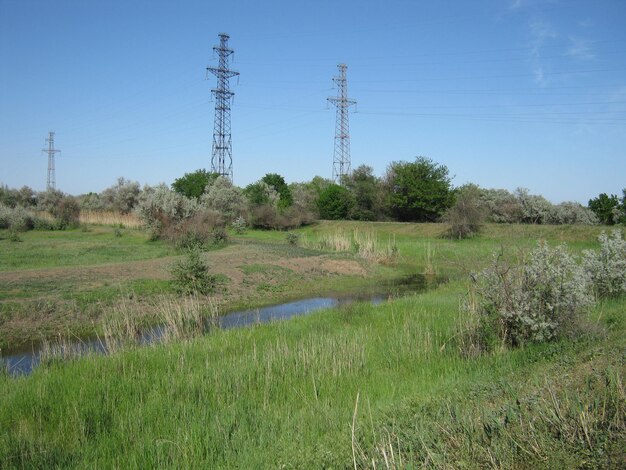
(1, 274, 437, 377)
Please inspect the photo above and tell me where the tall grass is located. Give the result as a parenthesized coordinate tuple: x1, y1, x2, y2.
(303, 229, 399, 264)
(101, 295, 219, 354)
(79, 210, 142, 228)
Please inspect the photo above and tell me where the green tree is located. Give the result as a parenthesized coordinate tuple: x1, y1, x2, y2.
(172, 169, 218, 199)
(343, 165, 382, 221)
(261, 173, 293, 210)
(588, 193, 619, 225)
(317, 184, 354, 220)
(385, 157, 454, 222)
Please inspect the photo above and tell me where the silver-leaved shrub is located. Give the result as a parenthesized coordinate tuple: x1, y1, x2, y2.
(583, 230, 626, 298)
(469, 242, 592, 349)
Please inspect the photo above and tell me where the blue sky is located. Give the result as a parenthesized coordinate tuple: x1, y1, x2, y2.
(1, 0, 624, 203)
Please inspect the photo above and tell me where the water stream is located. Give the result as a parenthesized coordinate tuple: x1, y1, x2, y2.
(1, 275, 436, 377)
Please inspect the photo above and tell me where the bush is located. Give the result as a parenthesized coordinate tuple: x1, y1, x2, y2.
(285, 232, 299, 245)
(199, 176, 246, 223)
(443, 184, 486, 239)
(53, 197, 81, 229)
(583, 230, 626, 298)
(136, 184, 198, 240)
(231, 216, 247, 234)
(549, 202, 598, 225)
(317, 184, 354, 220)
(164, 210, 225, 250)
(467, 242, 592, 350)
(100, 177, 141, 214)
(170, 249, 217, 295)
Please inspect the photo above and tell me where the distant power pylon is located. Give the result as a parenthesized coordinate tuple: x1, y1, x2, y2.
(42, 131, 61, 191)
(328, 63, 356, 183)
(207, 33, 239, 182)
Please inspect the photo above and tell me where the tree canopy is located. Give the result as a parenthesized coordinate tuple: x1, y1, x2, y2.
(385, 157, 454, 222)
(172, 169, 218, 199)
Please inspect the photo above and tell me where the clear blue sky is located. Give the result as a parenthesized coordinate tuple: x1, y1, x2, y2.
(1, 0, 624, 203)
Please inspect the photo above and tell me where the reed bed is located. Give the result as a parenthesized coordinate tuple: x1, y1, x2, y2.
(101, 295, 219, 354)
(303, 229, 399, 264)
(79, 210, 142, 228)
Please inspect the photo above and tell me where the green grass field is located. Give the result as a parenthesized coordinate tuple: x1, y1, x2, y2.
(0, 222, 624, 468)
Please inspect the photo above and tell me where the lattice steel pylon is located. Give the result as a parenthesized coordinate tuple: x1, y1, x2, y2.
(328, 64, 356, 183)
(42, 131, 61, 191)
(206, 33, 239, 182)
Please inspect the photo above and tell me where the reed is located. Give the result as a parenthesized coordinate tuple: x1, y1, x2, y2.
(157, 295, 219, 342)
(303, 229, 399, 264)
(79, 210, 142, 228)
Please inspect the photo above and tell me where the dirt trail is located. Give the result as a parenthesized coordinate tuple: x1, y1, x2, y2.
(0, 243, 366, 287)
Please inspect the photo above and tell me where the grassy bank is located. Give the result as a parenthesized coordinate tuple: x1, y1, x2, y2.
(1, 282, 623, 467)
(1, 222, 623, 467)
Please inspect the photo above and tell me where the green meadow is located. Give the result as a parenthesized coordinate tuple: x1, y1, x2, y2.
(0, 222, 624, 468)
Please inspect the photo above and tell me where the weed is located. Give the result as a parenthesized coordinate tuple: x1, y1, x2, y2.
(285, 232, 299, 245)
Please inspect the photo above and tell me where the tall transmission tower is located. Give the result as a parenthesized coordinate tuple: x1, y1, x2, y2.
(328, 63, 356, 183)
(207, 33, 239, 182)
(42, 131, 61, 191)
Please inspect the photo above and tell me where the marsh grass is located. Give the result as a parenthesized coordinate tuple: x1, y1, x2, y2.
(39, 335, 93, 366)
(303, 229, 399, 264)
(101, 295, 220, 354)
(157, 295, 219, 342)
(1, 222, 624, 468)
(79, 210, 142, 228)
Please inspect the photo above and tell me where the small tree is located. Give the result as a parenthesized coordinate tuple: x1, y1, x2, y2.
(443, 184, 486, 239)
(317, 184, 354, 220)
(343, 165, 383, 221)
(100, 177, 141, 214)
(588, 193, 619, 225)
(200, 176, 246, 223)
(172, 169, 218, 199)
(261, 173, 293, 210)
(384, 157, 454, 222)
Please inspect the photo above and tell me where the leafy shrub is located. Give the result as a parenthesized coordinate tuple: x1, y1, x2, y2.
(443, 184, 486, 239)
(170, 249, 217, 295)
(164, 210, 225, 249)
(199, 176, 246, 223)
(136, 184, 198, 240)
(52, 197, 81, 229)
(479, 188, 523, 223)
(99, 177, 141, 214)
(231, 216, 247, 234)
(317, 184, 354, 220)
(467, 242, 592, 350)
(548, 202, 598, 225)
(172, 169, 217, 199)
(211, 226, 228, 245)
(583, 230, 626, 298)
(286, 232, 299, 245)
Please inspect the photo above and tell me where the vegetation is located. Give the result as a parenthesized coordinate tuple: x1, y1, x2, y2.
(442, 183, 486, 239)
(169, 248, 218, 295)
(172, 169, 217, 199)
(317, 183, 354, 220)
(1, 166, 624, 466)
(385, 156, 455, 222)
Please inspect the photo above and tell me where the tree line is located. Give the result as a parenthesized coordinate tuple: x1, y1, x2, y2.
(2, 157, 624, 239)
